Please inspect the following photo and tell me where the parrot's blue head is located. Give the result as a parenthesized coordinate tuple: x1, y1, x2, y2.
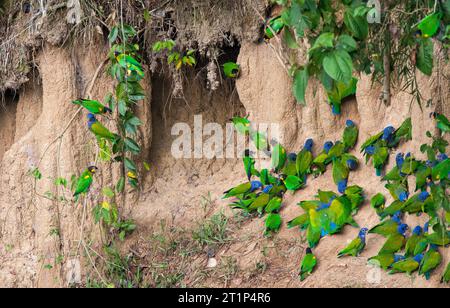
(337, 179, 348, 194)
(359, 228, 369, 239)
(413, 254, 424, 263)
(425, 160, 436, 168)
(398, 224, 409, 235)
(250, 181, 263, 192)
(398, 191, 409, 202)
(262, 185, 273, 194)
(288, 153, 297, 162)
(438, 153, 448, 162)
(304, 139, 314, 152)
(324, 141, 334, 154)
(395, 153, 404, 168)
(365, 145, 376, 155)
(405, 152, 411, 158)
(346, 159, 358, 171)
(394, 254, 406, 263)
(87, 113, 96, 121)
(418, 191, 430, 202)
(424, 221, 430, 233)
(393, 212, 402, 224)
(412, 226, 423, 236)
(346, 120, 355, 127)
(382, 126, 395, 141)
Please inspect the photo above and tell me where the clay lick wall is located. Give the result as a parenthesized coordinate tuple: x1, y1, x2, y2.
(0, 90, 19, 161)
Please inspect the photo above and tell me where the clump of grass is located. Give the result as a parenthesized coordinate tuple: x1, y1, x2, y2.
(192, 212, 231, 247)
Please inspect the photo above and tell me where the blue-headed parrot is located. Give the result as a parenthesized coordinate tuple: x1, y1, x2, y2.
(343, 120, 359, 151)
(419, 244, 442, 280)
(338, 228, 368, 258)
(87, 113, 119, 142)
(389, 254, 424, 275)
(223, 181, 263, 199)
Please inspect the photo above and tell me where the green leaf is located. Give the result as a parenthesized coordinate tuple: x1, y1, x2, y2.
(417, 38, 434, 76)
(293, 68, 309, 105)
(336, 35, 357, 52)
(344, 8, 368, 40)
(124, 157, 137, 171)
(323, 50, 353, 83)
(283, 28, 299, 49)
(30, 168, 42, 180)
(116, 177, 125, 193)
(310, 32, 334, 52)
(124, 137, 141, 154)
(108, 27, 119, 44)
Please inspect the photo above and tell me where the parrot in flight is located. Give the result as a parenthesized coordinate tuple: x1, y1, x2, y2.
(338, 228, 368, 258)
(300, 247, 317, 281)
(73, 166, 98, 197)
(73, 99, 112, 115)
(87, 113, 119, 142)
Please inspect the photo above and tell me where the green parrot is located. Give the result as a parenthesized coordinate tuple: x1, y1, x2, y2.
(371, 193, 386, 217)
(223, 181, 262, 199)
(327, 196, 356, 233)
(345, 185, 365, 213)
(432, 112, 450, 134)
(389, 254, 424, 275)
(368, 212, 402, 237)
(402, 191, 430, 214)
(73, 166, 98, 197)
(299, 200, 321, 211)
(372, 146, 389, 177)
(432, 159, 450, 182)
(87, 113, 118, 141)
(271, 144, 287, 172)
(368, 254, 404, 270)
(265, 213, 282, 235)
(419, 245, 442, 280)
(264, 16, 285, 40)
(338, 228, 368, 258)
(116, 53, 144, 78)
(343, 120, 359, 150)
(360, 131, 383, 154)
(312, 141, 334, 175)
(442, 262, 450, 283)
(405, 226, 425, 257)
(296, 139, 314, 179)
(400, 155, 420, 175)
(265, 195, 283, 213)
(73, 99, 112, 115)
(316, 190, 338, 204)
(300, 248, 317, 281)
(326, 142, 345, 163)
(382, 166, 404, 182)
(378, 224, 408, 255)
(231, 116, 251, 134)
(385, 182, 409, 202)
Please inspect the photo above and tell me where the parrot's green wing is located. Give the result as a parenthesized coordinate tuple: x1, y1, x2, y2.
(436, 114, 450, 133)
(223, 182, 252, 198)
(296, 150, 313, 176)
(373, 146, 389, 170)
(265, 197, 282, 213)
(287, 213, 310, 230)
(368, 254, 395, 270)
(73, 170, 93, 196)
(300, 253, 317, 281)
(415, 164, 432, 191)
(432, 159, 450, 182)
(265, 213, 282, 234)
(264, 16, 285, 40)
(391, 118, 412, 147)
(232, 117, 251, 134)
(332, 159, 349, 185)
(382, 166, 403, 182)
(420, 250, 442, 280)
(369, 220, 398, 237)
(360, 132, 383, 153)
(343, 125, 359, 150)
(442, 263, 450, 283)
(284, 175, 304, 191)
(371, 193, 386, 211)
(379, 234, 405, 255)
(90, 122, 116, 141)
(326, 142, 345, 161)
(380, 200, 405, 219)
(73, 99, 110, 114)
(299, 200, 321, 211)
(248, 194, 270, 212)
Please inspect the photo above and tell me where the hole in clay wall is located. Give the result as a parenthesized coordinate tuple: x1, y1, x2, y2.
(0, 89, 19, 160)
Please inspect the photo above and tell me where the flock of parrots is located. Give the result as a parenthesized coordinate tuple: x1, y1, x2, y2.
(224, 113, 450, 284)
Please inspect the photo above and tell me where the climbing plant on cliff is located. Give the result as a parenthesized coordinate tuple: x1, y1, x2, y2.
(266, 0, 449, 113)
